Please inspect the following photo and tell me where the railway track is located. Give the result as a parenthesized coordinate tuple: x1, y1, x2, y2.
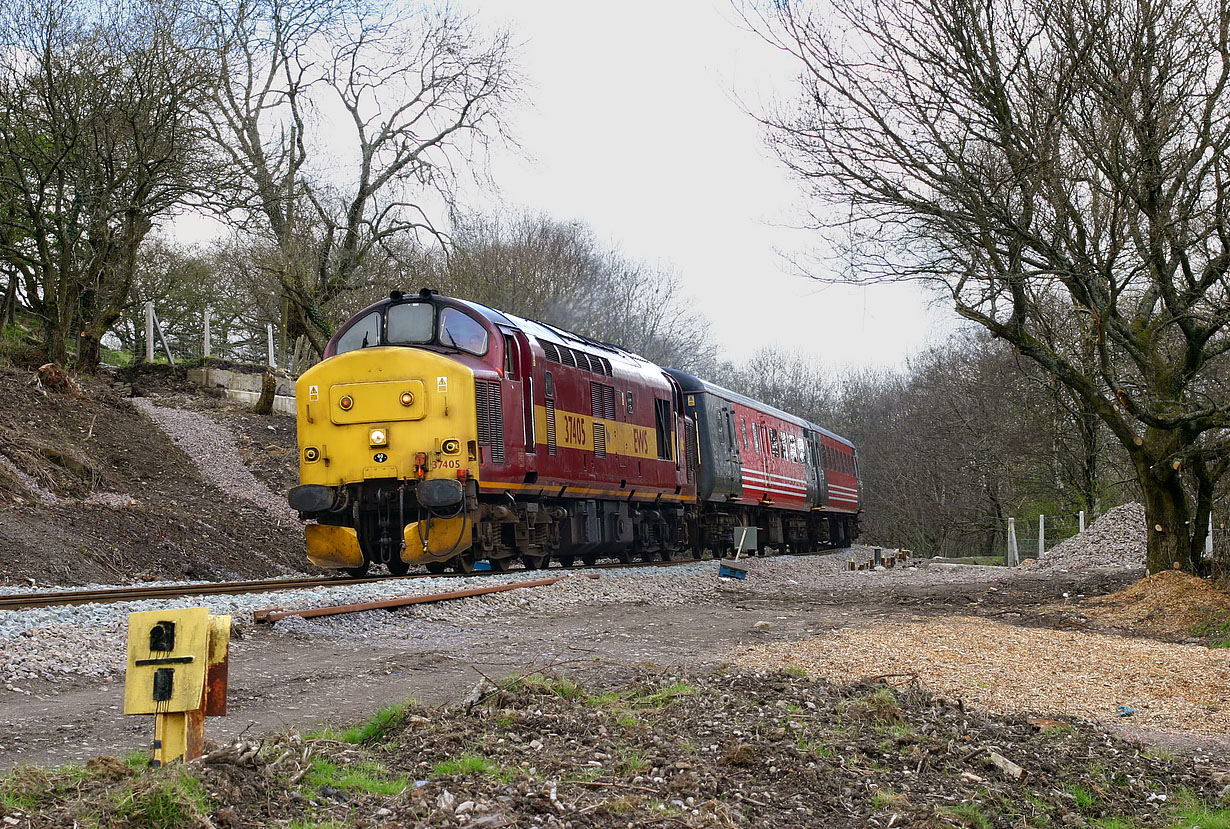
(0, 557, 711, 612)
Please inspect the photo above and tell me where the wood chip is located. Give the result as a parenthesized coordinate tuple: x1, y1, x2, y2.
(732, 616, 1230, 738)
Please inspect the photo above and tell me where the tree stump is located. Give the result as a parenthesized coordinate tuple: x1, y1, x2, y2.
(253, 371, 276, 416)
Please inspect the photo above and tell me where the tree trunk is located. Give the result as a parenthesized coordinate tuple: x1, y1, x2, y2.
(76, 330, 102, 374)
(1140, 470, 1194, 575)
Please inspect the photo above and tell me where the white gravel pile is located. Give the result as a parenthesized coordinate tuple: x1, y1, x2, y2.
(1031, 503, 1146, 571)
(131, 397, 297, 524)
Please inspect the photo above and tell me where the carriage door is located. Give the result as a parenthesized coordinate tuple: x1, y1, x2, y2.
(501, 330, 536, 460)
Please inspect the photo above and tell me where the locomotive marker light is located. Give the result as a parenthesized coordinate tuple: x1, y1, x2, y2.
(339, 394, 354, 411)
(124, 607, 231, 766)
(400, 390, 415, 406)
(441, 438, 460, 455)
(303, 447, 319, 462)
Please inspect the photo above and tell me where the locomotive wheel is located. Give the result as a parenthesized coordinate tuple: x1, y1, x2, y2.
(450, 554, 475, 574)
(489, 556, 512, 572)
(616, 549, 634, 564)
(426, 561, 447, 574)
(387, 555, 410, 576)
(659, 548, 678, 562)
(581, 554, 598, 566)
(557, 555, 575, 568)
(344, 562, 370, 578)
(521, 553, 548, 570)
(639, 549, 658, 563)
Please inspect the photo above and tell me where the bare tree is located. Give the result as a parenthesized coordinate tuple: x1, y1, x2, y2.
(195, 0, 519, 356)
(752, 0, 1230, 574)
(433, 211, 714, 371)
(0, 0, 215, 369)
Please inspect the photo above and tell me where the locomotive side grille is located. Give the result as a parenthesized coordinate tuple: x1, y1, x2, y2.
(591, 382, 603, 419)
(561, 347, 577, 368)
(685, 422, 698, 482)
(542, 341, 560, 363)
(599, 357, 612, 376)
(603, 385, 615, 419)
(545, 400, 558, 455)
(593, 422, 607, 457)
(475, 380, 505, 464)
(475, 382, 491, 446)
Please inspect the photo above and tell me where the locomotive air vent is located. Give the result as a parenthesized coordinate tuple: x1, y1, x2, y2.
(475, 380, 505, 464)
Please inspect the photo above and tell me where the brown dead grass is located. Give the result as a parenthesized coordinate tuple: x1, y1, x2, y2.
(1076, 570, 1230, 635)
(732, 616, 1230, 738)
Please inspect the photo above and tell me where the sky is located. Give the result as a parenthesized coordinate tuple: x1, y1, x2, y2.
(453, 0, 956, 370)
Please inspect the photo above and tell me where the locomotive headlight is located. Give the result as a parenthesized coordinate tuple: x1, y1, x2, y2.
(399, 391, 415, 407)
(369, 428, 388, 447)
(442, 438, 460, 455)
(339, 395, 354, 411)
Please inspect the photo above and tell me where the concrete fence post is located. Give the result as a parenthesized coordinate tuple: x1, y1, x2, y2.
(1038, 514, 1045, 558)
(266, 323, 276, 368)
(1079, 510, 1085, 533)
(1208, 513, 1215, 557)
(144, 301, 155, 363)
(1007, 518, 1018, 567)
(203, 310, 211, 359)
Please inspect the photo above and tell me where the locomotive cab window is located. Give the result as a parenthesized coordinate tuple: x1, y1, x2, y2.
(654, 398, 672, 460)
(438, 308, 488, 355)
(503, 334, 518, 378)
(386, 302, 433, 344)
(336, 311, 382, 353)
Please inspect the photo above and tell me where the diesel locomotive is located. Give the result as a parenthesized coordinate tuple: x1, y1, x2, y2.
(288, 289, 861, 575)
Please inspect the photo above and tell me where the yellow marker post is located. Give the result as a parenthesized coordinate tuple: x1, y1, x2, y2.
(124, 607, 231, 766)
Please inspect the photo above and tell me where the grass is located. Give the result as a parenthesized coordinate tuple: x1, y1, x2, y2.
(431, 752, 516, 783)
(870, 788, 907, 809)
(578, 680, 698, 730)
(1188, 611, 1230, 648)
(616, 749, 650, 776)
(1167, 806, 1230, 828)
(796, 737, 837, 759)
(110, 769, 211, 829)
(943, 802, 993, 828)
(339, 700, 412, 744)
(303, 758, 407, 796)
(1065, 784, 1099, 814)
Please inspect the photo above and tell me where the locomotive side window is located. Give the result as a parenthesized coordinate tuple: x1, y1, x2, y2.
(503, 334, 517, 378)
(386, 302, 433, 344)
(626, 391, 634, 414)
(336, 311, 382, 353)
(654, 398, 672, 459)
(438, 308, 488, 355)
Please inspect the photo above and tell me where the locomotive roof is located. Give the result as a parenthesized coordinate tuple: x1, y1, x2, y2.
(450, 298, 658, 372)
(661, 368, 854, 449)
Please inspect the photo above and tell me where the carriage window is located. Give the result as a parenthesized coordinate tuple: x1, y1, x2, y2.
(386, 302, 433, 344)
(753, 424, 761, 453)
(741, 419, 748, 450)
(789, 435, 797, 462)
(336, 311, 382, 353)
(770, 428, 780, 458)
(438, 308, 488, 355)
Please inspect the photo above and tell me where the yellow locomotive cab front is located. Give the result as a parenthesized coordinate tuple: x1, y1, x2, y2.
(291, 345, 480, 574)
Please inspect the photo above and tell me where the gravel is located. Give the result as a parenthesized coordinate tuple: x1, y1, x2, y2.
(0, 547, 1026, 691)
(1030, 502, 1147, 571)
(131, 397, 297, 524)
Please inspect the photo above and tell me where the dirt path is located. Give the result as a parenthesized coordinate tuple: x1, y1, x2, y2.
(5, 575, 1227, 772)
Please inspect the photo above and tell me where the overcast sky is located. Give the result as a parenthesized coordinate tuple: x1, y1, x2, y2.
(454, 0, 956, 369)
